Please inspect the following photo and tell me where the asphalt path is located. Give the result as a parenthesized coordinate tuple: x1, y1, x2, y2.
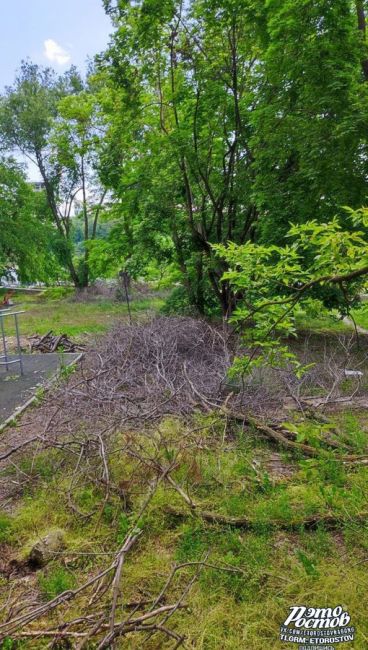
(0, 353, 79, 423)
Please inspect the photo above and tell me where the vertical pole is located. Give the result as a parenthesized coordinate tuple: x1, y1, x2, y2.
(123, 274, 132, 325)
(0, 314, 9, 371)
(14, 313, 24, 376)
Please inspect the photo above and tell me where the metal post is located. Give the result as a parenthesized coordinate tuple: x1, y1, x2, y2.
(0, 310, 25, 376)
(0, 314, 9, 371)
(14, 312, 24, 376)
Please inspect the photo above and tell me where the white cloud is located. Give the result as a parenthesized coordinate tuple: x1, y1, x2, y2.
(43, 39, 71, 66)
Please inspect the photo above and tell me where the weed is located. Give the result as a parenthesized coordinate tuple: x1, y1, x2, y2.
(0, 512, 12, 543)
(38, 566, 75, 600)
(117, 513, 130, 544)
(18, 450, 61, 482)
(295, 549, 320, 577)
(58, 357, 77, 381)
(32, 386, 45, 405)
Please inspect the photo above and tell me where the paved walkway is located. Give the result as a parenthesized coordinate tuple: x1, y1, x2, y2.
(0, 353, 80, 424)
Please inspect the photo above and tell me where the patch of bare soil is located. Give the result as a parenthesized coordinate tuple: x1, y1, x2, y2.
(265, 453, 295, 479)
(3, 336, 30, 353)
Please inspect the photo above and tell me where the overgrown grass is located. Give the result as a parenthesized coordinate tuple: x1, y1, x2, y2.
(1, 414, 368, 648)
(1, 290, 164, 338)
(352, 303, 368, 330)
(295, 311, 352, 334)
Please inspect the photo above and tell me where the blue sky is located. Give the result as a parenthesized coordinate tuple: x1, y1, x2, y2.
(0, 0, 112, 90)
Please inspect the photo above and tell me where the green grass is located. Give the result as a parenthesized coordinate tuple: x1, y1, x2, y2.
(1, 294, 368, 648)
(1, 290, 164, 338)
(1, 414, 368, 648)
(38, 566, 75, 600)
(352, 304, 368, 330)
(295, 311, 352, 334)
(0, 512, 12, 543)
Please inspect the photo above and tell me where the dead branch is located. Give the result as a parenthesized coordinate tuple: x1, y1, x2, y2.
(166, 504, 368, 532)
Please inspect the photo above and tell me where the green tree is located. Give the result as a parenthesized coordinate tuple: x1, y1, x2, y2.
(99, 0, 264, 315)
(251, 0, 368, 243)
(100, 0, 368, 315)
(0, 62, 106, 287)
(51, 92, 108, 286)
(0, 157, 60, 282)
(216, 207, 368, 374)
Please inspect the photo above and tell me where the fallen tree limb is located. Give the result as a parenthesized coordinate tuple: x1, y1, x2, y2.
(166, 505, 368, 531)
(221, 406, 368, 462)
(0, 532, 141, 641)
(0, 435, 41, 462)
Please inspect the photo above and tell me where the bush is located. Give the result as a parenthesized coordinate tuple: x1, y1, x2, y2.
(39, 286, 74, 301)
(162, 283, 222, 317)
(161, 285, 195, 316)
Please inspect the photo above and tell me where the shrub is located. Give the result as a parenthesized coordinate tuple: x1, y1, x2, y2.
(39, 286, 74, 301)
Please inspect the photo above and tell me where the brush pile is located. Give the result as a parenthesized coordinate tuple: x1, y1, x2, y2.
(52, 317, 233, 429)
(30, 331, 85, 353)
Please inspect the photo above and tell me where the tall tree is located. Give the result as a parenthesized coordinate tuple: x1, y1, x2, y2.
(251, 0, 368, 244)
(0, 62, 106, 287)
(100, 0, 264, 315)
(355, 0, 368, 79)
(51, 92, 108, 287)
(100, 0, 368, 315)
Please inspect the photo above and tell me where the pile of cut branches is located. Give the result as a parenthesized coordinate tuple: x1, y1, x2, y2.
(15, 317, 368, 459)
(30, 330, 85, 353)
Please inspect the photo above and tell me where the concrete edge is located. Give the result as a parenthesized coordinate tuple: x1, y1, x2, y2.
(0, 352, 84, 435)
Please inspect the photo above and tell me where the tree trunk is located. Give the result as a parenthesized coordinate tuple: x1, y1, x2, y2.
(193, 252, 205, 314)
(356, 1, 368, 81)
(36, 153, 81, 287)
(80, 155, 90, 288)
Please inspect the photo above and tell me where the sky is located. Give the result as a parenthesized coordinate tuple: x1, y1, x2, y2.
(0, 0, 112, 179)
(0, 0, 112, 90)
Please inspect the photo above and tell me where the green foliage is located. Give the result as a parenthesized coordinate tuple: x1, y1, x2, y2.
(96, 0, 267, 314)
(216, 208, 368, 373)
(0, 157, 61, 282)
(161, 285, 195, 316)
(352, 303, 368, 330)
(39, 287, 74, 301)
(117, 513, 131, 544)
(252, 0, 367, 243)
(2, 1, 368, 303)
(0, 62, 107, 287)
(0, 639, 22, 650)
(94, 0, 368, 315)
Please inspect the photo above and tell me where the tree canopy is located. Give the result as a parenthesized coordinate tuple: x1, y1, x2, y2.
(0, 62, 107, 287)
(0, 157, 60, 282)
(1, 1, 368, 312)
(93, 0, 368, 313)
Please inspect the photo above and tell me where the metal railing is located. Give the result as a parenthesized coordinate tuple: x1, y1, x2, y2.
(0, 310, 24, 376)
